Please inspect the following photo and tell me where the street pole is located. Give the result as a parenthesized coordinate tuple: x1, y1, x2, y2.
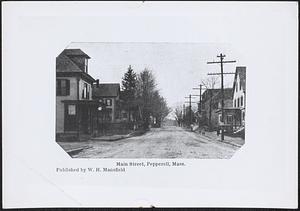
(193, 85, 202, 113)
(193, 84, 203, 128)
(185, 95, 197, 130)
(183, 104, 185, 125)
(220, 55, 224, 141)
(207, 53, 236, 141)
(189, 94, 192, 125)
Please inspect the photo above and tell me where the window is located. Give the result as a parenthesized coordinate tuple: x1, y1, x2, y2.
(236, 81, 238, 92)
(84, 59, 88, 73)
(242, 111, 245, 120)
(106, 99, 112, 106)
(87, 85, 90, 99)
(237, 98, 240, 107)
(234, 99, 236, 107)
(68, 105, 76, 115)
(227, 115, 233, 123)
(219, 115, 223, 123)
(241, 96, 243, 107)
(122, 113, 128, 118)
(56, 79, 70, 96)
(82, 83, 89, 99)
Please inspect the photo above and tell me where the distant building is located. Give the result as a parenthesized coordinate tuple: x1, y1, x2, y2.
(56, 49, 100, 139)
(201, 88, 233, 129)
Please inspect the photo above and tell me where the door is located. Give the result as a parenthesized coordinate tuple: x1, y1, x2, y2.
(64, 104, 77, 131)
(80, 105, 89, 134)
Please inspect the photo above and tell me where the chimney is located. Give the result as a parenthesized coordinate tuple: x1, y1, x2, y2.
(96, 79, 99, 87)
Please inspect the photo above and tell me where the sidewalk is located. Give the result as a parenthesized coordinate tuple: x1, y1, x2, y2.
(199, 130, 245, 147)
(57, 130, 146, 156)
(57, 141, 92, 156)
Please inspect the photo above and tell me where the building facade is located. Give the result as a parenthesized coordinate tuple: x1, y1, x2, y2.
(92, 83, 129, 123)
(201, 88, 233, 130)
(56, 49, 100, 139)
(232, 66, 246, 126)
(215, 66, 246, 135)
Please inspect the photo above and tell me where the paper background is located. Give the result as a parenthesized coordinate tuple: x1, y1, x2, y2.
(2, 2, 298, 208)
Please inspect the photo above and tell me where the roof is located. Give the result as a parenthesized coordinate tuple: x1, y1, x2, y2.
(56, 48, 95, 82)
(60, 49, 91, 58)
(202, 88, 233, 102)
(233, 66, 246, 92)
(56, 54, 82, 72)
(92, 83, 120, 97)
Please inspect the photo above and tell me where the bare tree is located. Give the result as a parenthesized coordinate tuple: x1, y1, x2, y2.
(201, 76, 219, 89)
(136, 69, 169, 130)
(174, 106, 183, 126)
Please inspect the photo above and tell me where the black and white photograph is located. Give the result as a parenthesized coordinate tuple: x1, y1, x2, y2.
(2, 2, 298, 209)
(56, 43, 246, 159)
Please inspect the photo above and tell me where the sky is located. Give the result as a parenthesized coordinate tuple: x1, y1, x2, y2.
(67, 42, 243, 108)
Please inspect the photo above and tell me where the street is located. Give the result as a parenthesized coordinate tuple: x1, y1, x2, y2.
(73, 126, 241, 159)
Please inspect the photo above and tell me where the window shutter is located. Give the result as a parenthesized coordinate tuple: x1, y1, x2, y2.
(66, 80, 70, 95)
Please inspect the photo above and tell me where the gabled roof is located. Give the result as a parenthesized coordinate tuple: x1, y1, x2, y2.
(202, 88, 233, 102)
(92, 83, 120, 97)
(233, 66, 246, 92)
(212, 88, 233, 101)
(60, 49, 91, 58)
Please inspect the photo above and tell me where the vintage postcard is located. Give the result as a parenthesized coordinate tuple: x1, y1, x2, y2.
(2, 1, 298, 208)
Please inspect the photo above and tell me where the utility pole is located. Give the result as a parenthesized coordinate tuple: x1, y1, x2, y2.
(185, 95, 197, 130)
(207, 53, 236, 141)
(193, 84, 206, 127)
(193, 84, 203, 113)
(183, 104, 185, 126)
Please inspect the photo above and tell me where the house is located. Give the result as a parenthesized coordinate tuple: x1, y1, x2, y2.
(215, 66, 246, 135)
(92, 83, 128, 123)
(56, 49, 100, 140)
(201, 88, 233, 130)
(232, 66, 246, 126)
(92, 83, 134, 135)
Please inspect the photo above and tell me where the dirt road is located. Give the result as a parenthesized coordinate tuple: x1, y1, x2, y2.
(73, 126, 240, 159)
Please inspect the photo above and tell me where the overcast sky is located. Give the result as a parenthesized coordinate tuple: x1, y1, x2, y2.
(67, 42, 243, 108)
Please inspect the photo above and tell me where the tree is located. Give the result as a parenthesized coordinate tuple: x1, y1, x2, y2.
(121, 65, 137, 122)
(151, 91, 170, 127)
(174, 106, 183, 126)
(136, 69, 156, 129)
(136, 69, 169, 130)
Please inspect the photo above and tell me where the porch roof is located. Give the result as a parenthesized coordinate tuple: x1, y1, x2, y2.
(61, 100, 101, 105)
